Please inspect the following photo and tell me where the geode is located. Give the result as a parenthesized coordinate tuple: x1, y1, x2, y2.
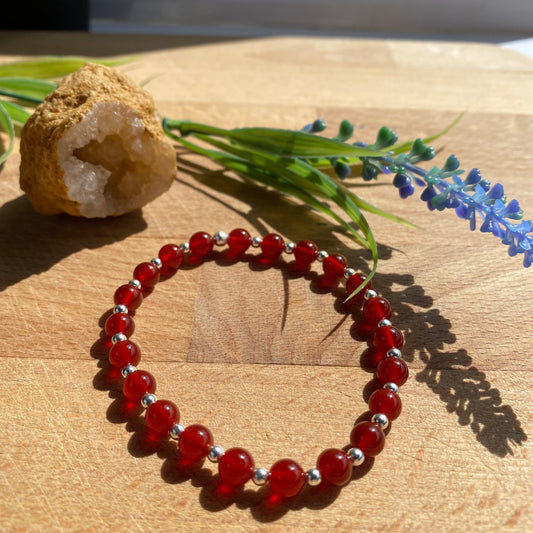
(19, 63, 177, 217)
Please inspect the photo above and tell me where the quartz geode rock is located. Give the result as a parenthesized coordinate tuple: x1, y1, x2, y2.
(20, 63, 177, 217)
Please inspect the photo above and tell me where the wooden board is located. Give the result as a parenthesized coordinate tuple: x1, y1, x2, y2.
(1, 32, 532, 532)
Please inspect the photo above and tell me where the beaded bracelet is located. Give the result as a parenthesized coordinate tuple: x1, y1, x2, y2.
(104, 229, 408, 499)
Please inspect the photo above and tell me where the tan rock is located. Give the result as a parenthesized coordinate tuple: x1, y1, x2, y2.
(19, 63, 177, 217)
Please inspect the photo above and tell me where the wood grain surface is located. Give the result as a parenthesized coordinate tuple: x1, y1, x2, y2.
(0, 32, 532, 532)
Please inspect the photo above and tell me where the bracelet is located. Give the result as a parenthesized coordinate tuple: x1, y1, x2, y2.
(103, 229, 408, 499)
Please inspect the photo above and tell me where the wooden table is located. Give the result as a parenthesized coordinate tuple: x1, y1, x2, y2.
(1, 31, 532, 532)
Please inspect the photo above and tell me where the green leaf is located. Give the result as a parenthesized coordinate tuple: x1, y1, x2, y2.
(0, 77, 56, 104)
(0, 101, 15, 165)
(0, 56, 137, 79)
(0, 99, 31, 124)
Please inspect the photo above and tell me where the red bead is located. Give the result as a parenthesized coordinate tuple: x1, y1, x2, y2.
(179, 424, 214, 462)
(218, 447, 254, 486)
(322, 253, 348, 280)
(123, 370, 156, 402)
(317, 448, 352, 486)
(345, 273, 372, 302)
(349, 421, 385, 457)
(377, 357, 409, 386)
(145, 400, 180, 435)
(109, 340, 141, 368)
(363, 297, 392, 324)
(158, 244, 184, 270)
(293, 240, 318, 269)
(133, 262, 160, 288)
(189, 231, 215, 257)
(227, 228, 252, 256)
(373, 325, 404, 351)
(269, 459, 306, 498)
(105, 313, 134, 337)
(260, 233, 285, 260)
(114, 284, 143, 311)
(368, 388, 402, 420)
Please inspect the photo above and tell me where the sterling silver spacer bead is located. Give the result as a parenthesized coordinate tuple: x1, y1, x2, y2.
(252, 236, 262, 248)
(121, 365, 136, 378)
(252, 467, 270, 486)
(378, 318, 392, 327)
(284, 242, 295, 254)
(141, 393, 157, 408)
(306, 468, 322, 487)
(214, 230, 228, 246)
(113, 304, 128, 314)
(170, 423, 185, 440)
(347, 447, 365, 466)
(150, 257, 162, 269)
(179, 242, 190, 253)
(344, 267, 356, 279)
(207, 445, 225, 463)
(371, 413, 390, 430)
(317, 250, 329, 262)
(383, 382, 399, 393)
(364, 289, 378, 300)
(387, 347, 402, 358)
(111, 332, 127, 344)
(129, 279, 142, 289)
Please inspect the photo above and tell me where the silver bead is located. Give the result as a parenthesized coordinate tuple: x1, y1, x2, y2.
(252, 467, 270, 486)
(214, 230, 228, 246)
(284, 242, 295, 254)
(347, 447, 365, 466)
(383, 382, 399, 393)
(252, 236, 262, 248)
(141, 393, 157, 408)
(129, 279, 142, 289)
(207, 445, 224, 463)
(113, 304, 128, 314)
(364, 289, 377, 300)
(378, 318, 392, 327)
(344, 267, 356, 279)
(111, 332, 127, 344)
(387, 347, 402, 358)
(306, 468, 322, 487)
(170, 423, 185, 440)
(317, 250, 329, 262)
(121, 365, 136, 378)
(179, 242, 190, 253)
(372, 413, 390, 430)
(150, 257, 162, 269)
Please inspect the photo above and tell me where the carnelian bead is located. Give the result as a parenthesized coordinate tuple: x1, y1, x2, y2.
(179, 424, 214, 462)
(189, 231, 214, 257)
(322, 253, 348, 280)
(158, 244, 184, 270)
(218, 447, 254, 486)
(317, 448, 352, 486)
(114, 284, 143, 311)
(133, 262, 160, 288)
(346, 273, 372, 302)
(269, 459, 306, 498)
(260, 233, 285, 260)
(105, 313, 134, 338)
(363, 297, 392, 324)
(349, 421, 385, 457)
(227, 228, 252, 256)
(145, 400, 180, 435)
(109, 340, 141, 368)
(293, 240, 319, 269)
(373, 325, 404, 351)
(123, 370, 156, 403)
(377, 357, 409, 386)
(368, 388, 402, 420)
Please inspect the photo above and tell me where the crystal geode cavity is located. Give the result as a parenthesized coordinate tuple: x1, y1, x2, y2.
(20, 63, 177, 217)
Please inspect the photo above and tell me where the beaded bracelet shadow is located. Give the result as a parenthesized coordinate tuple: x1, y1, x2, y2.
(104, 229, 408, 498)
